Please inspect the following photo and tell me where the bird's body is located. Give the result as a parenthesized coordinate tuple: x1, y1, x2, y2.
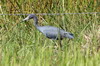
(23, 14, 74, 44)
(37, 26, 73, 40)
(37, 26, 65, 40)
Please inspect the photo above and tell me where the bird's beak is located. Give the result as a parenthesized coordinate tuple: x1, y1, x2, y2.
(23, 16, 29, 21)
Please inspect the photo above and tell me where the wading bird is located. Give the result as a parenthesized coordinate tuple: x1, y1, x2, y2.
(23, 14, 74, 47)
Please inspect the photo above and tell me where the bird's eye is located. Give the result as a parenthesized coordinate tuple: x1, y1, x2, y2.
(29, 16, 33, 19)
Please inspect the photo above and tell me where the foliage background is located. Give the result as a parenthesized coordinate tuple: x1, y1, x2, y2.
(0, 0, 100, 66)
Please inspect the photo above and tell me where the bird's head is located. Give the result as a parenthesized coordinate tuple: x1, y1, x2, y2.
(23, 14, 36, 21)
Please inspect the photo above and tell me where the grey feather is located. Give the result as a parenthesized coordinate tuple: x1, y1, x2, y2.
(23, 14, 74, 40)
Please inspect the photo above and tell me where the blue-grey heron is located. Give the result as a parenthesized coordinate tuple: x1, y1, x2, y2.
(23, 14, 74, 47)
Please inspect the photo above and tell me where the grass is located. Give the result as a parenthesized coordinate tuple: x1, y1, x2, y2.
(0, 0, 100, 66)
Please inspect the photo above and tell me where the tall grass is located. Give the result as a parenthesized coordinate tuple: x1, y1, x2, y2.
(0, 0, 100, 66)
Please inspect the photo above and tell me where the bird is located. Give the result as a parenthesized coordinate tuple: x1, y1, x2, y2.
(23, 14, 74, 47)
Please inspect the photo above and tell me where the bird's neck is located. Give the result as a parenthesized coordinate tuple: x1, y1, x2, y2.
(33, 17, 39, 27)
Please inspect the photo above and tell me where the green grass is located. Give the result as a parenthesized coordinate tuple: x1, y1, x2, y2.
(0, 0, 100, 66)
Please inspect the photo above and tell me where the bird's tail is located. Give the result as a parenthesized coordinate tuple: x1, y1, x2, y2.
(64, 32, 74, 39)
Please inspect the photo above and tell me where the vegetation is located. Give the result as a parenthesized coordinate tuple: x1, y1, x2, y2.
(0, 0, 100, 66)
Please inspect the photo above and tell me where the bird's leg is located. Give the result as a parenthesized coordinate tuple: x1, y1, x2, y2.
(67, 39, 71, 47)
(58, 39, 62, 48)
(52, 40, 59, 49)
(58, 29, 62, 48)
(68, 39, 70, 43)
(57, 39, 64, 51)
(52, 40, 61, 50)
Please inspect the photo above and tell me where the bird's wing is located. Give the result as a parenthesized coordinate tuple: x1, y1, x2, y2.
(44, 29, 59, 39)
(38, 26, 74, 39)
(41, 27, 63, 39)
